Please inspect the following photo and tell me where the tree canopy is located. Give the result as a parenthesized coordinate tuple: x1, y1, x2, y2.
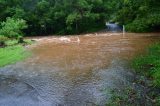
(0, 0, 160, 36)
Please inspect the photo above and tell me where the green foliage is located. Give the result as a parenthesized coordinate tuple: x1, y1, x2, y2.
(0, 0, 108, 35)
(5, 39, 18, 46)
(0, 0, 160, 35)
(132, 43, 160, 87)
(4, 39, 34, 46)
(126, 19, 150, 32)
(0, 17, 28, 38)
(113, 0, 160, 32)
(0, 45, 29, 67)
(125, 13, 160, 32)
(131, 43, 160, 106)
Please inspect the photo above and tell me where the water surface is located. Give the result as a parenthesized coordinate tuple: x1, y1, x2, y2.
(0, 33, 160, 106)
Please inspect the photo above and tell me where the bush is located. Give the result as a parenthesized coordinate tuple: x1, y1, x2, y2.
(126, 19, 150, 32)
(126, 14, 160, 32)
(0, 17, 28, 38)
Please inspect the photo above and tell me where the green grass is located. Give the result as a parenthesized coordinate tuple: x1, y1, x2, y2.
(0, 45, 30, 67)
(5, 39, 18, 46)
(132, 43, 160, 87)
(5, 39, 34, 46)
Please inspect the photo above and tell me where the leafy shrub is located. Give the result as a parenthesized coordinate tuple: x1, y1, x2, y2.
(126, 14, 160, 32)
(0, 17, 28, 38)
(126, 19, 150, 32)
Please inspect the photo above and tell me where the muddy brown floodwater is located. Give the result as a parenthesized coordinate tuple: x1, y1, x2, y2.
(0, 33, 160, 106)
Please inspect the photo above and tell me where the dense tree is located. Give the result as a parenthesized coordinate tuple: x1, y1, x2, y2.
(112, 0, 160, 32)
(0, 0, 160, 35)
(0, 17, 27, 38)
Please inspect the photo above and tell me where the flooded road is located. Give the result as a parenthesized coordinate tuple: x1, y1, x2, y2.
(0, 33, 160, 106)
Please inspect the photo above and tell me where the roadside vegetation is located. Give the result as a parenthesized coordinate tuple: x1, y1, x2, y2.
(0, 38, 32, 67)
(0, 18, 32, 67)
(132, 43, 160, 87)
(131, 43, 160, 105)
(106, 44, 160, 106)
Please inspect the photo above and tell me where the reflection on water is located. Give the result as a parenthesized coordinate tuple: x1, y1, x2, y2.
(0, 33, 160, 106)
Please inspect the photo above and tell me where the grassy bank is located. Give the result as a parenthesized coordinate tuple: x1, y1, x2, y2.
(131, 43, 160, 105)
(0, 39, 32, 67)
(0, 45, 29, 67)
(132, 43, 160, 87)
